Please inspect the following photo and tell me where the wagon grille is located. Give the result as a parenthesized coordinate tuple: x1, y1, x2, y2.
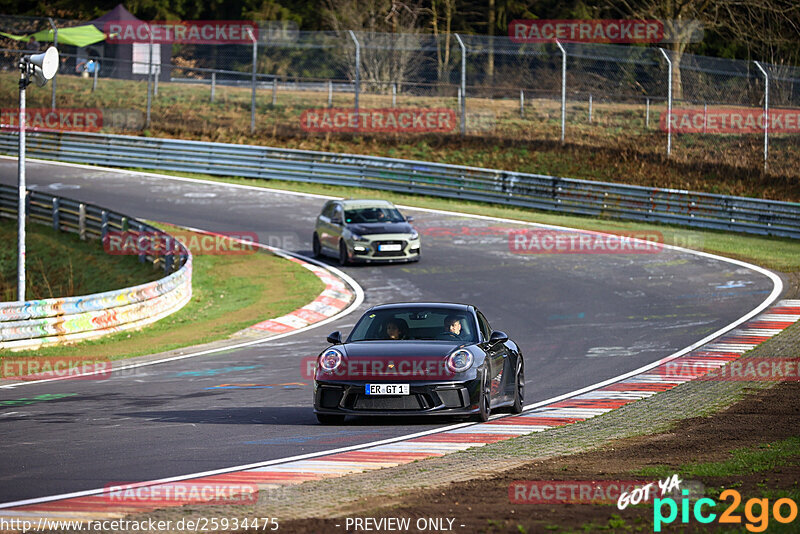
(372, 240, 407, 257)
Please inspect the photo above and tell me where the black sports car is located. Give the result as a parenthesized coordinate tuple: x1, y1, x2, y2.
(313, 302, 524, 424)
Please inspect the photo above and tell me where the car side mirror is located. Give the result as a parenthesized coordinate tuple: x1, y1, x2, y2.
(406, 215, 414, 222)
(327, 331, 342, 344)
(489, 330, 508, 344)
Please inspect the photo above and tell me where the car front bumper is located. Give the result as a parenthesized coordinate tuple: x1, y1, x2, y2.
(347, 235, 421, 263)
(313, 379, 481, 417)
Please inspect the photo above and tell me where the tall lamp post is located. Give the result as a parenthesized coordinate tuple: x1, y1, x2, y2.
(17, 46, 59, 302)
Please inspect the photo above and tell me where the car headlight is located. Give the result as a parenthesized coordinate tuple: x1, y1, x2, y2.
(319, 349, 343, 372)
(446, 349, 473, 373)
(349, 232, 369, 242)
(409, 229, 419, 240)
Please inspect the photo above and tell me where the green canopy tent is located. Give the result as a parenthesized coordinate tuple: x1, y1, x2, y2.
(0, 25, 107, 47)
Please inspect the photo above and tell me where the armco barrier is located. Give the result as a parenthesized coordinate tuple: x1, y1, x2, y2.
(1, 129, 799, 238)
(0, 184, 192, 351)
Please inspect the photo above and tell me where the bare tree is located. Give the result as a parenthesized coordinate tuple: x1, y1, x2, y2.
(717, 0, 800, 107)
(606, 0, 717, 100)
(431, 0, 456, 82)
(324, 0, 426, 92)
(718, 0, 800, 65)
(488, 0, 495, 79)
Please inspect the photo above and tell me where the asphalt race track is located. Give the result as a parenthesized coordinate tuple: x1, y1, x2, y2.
(0, 158, 779, 504)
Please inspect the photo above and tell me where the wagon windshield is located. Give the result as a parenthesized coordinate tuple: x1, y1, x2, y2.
(345, 207, 405, 224)
(348, 307, 477, 343)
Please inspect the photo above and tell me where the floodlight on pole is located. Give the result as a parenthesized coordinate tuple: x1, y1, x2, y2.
(48, 18, 57, 109)
(17, 46, 59, 302)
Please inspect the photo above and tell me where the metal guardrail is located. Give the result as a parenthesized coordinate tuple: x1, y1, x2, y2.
(1, 129, 799, 239)
(0, 183, 192, 350)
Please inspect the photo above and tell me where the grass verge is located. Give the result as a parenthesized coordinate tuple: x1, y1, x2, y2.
(0, 217, 162, 302)
(129, 168, 800, 273)
(638, 437, 800, 480)
(0, 223, 324, 361)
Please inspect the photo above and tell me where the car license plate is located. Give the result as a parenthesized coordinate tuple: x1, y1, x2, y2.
(378, 244, 402, 252)
(365, 384, 410, 395)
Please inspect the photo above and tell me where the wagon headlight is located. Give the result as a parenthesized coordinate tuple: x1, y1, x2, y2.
(409, 229, 419, 240)
(348, 231, 368, 242)
(446, 349, 473, 373)
(319, 349, 343, 372)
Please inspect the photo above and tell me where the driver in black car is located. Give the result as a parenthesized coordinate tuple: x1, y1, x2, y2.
(437, 314, 467, 340)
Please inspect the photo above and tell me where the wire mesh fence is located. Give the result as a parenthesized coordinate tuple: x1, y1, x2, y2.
(1, 14, 798, 179)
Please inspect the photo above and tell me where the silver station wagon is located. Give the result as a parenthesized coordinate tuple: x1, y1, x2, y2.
(312, 199, 421, 265)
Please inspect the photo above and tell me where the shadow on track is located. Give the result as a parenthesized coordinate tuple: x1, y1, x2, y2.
(122, 407, 467, 427)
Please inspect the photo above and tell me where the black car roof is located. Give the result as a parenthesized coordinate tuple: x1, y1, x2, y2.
(364, 302, 473, 313)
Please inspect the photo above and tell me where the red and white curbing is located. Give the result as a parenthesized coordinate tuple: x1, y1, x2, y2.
(248, 257, 352, 335)
(178, 226, 355, 336)
(2, 299, 797, 524)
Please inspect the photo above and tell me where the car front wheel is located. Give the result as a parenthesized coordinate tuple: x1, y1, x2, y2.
(475, 369, 491, 422)
(338, 240, 349, 266)
(312, 233, 321, 258)
(511, 359, 524, 414)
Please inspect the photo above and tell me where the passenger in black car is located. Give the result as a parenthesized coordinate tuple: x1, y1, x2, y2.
(384, 318, 410, 340)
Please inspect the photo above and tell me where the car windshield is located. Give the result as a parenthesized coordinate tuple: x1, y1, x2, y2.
(348, 307, 478, 342)
(345, 207, 405, 224)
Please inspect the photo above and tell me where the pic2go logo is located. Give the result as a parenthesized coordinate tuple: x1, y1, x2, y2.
(653, 489, 798, 532)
